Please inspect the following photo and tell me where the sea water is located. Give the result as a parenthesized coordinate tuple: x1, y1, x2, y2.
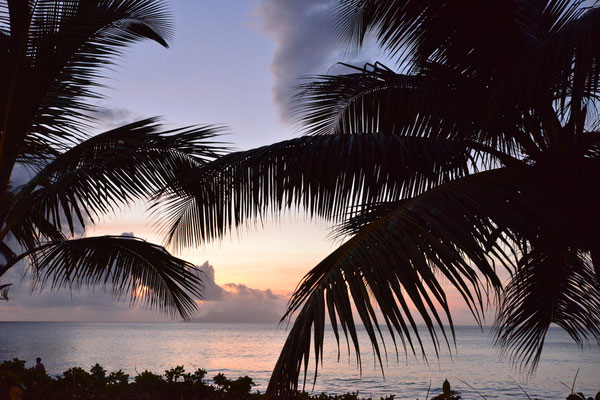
(0, 322, 598, 399)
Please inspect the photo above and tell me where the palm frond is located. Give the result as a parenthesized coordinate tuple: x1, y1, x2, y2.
(494, 247, 600, 369)
(295, 63, 416, 136)
(4, 178, 67, 247)
(17, 138, 60, 166)
(295, 62, 534, 157)
(0, 0, 177, 214)
(493, 5, 600, 128)
(8, 118, 225, 236)
(0, 0, 174, 153)
(333, 199, 406, 238)
(0, 241, 15, 262)
(4, 235, 203, 319)
(0, 241, 16, 276)
(156, 134, 485, 250)
(334, 0, 549, 71)
(265, 167, 553, 399)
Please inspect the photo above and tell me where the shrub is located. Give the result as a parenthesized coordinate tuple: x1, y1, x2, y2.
(0, 359, 597, 400)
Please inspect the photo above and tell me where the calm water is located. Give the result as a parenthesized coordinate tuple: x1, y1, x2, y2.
(0, 322, 598, 399)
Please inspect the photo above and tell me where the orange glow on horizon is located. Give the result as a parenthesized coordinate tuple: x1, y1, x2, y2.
(86, 207, 494, 325)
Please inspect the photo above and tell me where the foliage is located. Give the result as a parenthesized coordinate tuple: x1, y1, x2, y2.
(164, 365, 186, 382)
(567, 393, 600, 400)
(0, 359, 597, 400)
(157, 0, 600, 397)
(430, 380, 461, 400)
(0, 0, 226, 318)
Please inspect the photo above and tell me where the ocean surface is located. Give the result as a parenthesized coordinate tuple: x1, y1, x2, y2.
(0, 322, 598, 399)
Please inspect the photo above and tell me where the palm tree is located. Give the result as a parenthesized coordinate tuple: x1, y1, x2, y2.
(156, 0, 600, 397)
(0, 1, 223, 319)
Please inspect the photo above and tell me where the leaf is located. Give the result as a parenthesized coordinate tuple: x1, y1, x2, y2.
(495, 247, 600, 370)
(265, 167, 552, 398)
(334, 0, 584, 70)
(491, 6, 600, 129)
(156, 134, 482, 250)
(0, 0, 174, 155)
(295, 62, 534, 157)
(8, 118, 225, 235)
(5, 235, 203, 319)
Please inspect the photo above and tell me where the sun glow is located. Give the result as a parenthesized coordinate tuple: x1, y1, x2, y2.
(132, 284, 150, 299)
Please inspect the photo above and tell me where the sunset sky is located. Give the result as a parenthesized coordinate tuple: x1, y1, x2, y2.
(1, 0, 477, 324)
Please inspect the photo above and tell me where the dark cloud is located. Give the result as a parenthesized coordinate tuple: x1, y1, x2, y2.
(257, 0, 339, 121)
(256, 0, 390, 122)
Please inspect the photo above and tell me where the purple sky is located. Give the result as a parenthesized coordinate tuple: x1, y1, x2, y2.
(1, 1, 477, 324)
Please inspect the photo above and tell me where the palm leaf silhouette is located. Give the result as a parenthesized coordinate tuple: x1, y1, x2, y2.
(0, 1, 225, 318)
(159, 1, 600, 398)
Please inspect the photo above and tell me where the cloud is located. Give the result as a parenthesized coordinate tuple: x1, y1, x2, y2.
(256, 0, 339, 121)
(91, 106, 140, 129)
(0, 265, 169, 322)
(193, 262, 287, 323)
(0, 232, 166, 321)
(0, 259, 288, 324)
(256, 0, 389, 122)
(196, 262, 226, 301)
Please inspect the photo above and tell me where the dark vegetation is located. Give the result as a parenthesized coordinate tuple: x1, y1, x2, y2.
(1, 359, 598, 400)
(154, 1, 600, 397)
(2, 0, 600, 399)
(0, 0, 220, 319)
(0, 358, 390, 400)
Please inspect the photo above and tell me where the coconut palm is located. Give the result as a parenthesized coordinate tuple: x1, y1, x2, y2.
(0, 0, 224, 318)
(157, 0, 600, 397)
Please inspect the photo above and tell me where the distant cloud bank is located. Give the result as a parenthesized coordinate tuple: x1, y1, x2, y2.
(192, 262, 287, 323)
(0, 258, 287, 324)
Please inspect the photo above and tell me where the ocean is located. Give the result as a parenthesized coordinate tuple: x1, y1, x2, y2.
(0, 322, 598, 399)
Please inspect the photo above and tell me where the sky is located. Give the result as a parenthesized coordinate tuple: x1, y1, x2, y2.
(0, 0, 478, 324)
